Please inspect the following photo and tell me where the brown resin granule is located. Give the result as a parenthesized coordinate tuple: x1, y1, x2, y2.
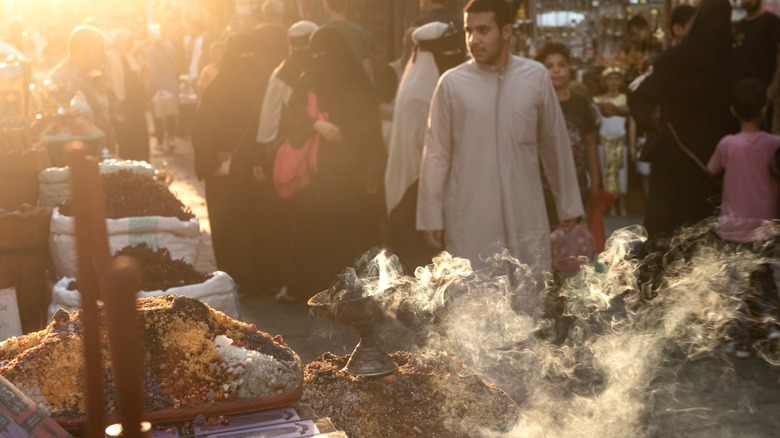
(300, 351, 519, 438)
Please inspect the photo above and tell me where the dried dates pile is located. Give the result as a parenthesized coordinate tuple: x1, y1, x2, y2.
(60, 170, 194, 221)
(68, 244, 209, 292)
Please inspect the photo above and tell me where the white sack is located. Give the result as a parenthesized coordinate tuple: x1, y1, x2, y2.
(49, 207, 200, 278)
(38, 159, 157, 207)
(48, 271, 240, 321)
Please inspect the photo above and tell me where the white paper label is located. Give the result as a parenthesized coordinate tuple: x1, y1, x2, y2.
(0, 288, 22, 341)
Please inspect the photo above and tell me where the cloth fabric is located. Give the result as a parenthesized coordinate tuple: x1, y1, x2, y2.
(192, 32, 286, 295)
(385, 21, 452, 215)
(707, 131, 780, 242)
(412, 7, 466, 56)
(559, 91, 598, 193)
(256, 21, 317, 146)
(599, 135, 628, 196)
(281, 27, 385, 296)
(105, 49, 140, 103)
(323, 20, 370, 62)
(385, 21, 456, 272)
(719, 239, 780, 345)
(628, 0, 752, 241)
(47, 60, 110, 136)
(112, 54, 150, 162)
(189, 34, 204, 81)
(417, 55, 584, 270)
(145, 41, 180, 115)
(588, 189, 615, 252)
(735, 11, 780, 88)
(595, 94, 628, 195)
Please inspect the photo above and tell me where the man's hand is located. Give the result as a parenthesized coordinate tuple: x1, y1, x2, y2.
(768, 82, 778, 101)
(314, 120, 342, 143)
(422, 229, 444, 249)
(217, 152, 232, 162)
(558, 218, 577, 232)
(252, 165, 267, 182)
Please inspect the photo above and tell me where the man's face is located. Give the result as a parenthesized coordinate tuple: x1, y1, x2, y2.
(743, 0, 761, 14)
(542, 53, 570, 90)
(465, 11, 509, 66)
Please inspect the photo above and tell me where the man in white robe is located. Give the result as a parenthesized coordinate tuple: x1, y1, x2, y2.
(417, 0, 583, 273)
(385, 22, 464, 271)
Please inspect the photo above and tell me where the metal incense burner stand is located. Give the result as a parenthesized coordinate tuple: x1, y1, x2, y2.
(308, 288, 397, 377)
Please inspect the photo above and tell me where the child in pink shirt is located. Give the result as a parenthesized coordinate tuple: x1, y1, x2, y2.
(707, 78, 780, 358)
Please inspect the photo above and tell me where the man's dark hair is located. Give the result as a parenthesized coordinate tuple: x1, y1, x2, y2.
(670, 4, 696, 27)
(324, 0, 348, 14)
(535, 40, 570, 63)
(464, 0, 514, 29)
(732, 78, 767, 120)
(627, 14, 649, 30)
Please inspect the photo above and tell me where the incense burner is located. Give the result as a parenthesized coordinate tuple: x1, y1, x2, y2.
(308, 289, 397, 377)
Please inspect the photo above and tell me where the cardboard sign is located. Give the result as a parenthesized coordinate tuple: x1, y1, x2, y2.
(0, 287, 22, 341)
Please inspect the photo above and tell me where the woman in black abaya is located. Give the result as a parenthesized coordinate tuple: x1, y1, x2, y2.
(628, 0, 752, 245)
(193, 32, 286, 296)
(281, 27, 386, 298)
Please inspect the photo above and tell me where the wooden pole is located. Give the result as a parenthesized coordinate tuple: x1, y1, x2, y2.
(83, 157, 144, 438)
(104, 256, 144, 438)
(67, 143, 105, 437)
(68, 143, 145, 437)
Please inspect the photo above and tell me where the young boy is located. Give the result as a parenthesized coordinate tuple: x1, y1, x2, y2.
(707, 78, 780, 358)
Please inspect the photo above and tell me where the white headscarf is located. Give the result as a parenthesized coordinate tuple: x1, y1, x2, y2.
(384, 22, 452, 215)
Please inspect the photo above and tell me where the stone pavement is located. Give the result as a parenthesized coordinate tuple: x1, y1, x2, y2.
(155, 138, 780, 437)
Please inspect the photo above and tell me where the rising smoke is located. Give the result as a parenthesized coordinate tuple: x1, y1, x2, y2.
(345, 221, 775, 437)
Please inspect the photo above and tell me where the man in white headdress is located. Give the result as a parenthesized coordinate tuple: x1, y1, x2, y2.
(417, 0, 583, 280)
(385, 21, 464, 272)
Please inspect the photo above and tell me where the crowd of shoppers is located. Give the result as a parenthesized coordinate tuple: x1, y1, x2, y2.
(4, 0, 780, 357)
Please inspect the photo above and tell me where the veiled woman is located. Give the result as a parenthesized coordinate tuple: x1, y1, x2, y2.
(193, 32, 285, 296)
(281, 26, 385, 297)
(628, 0, 752, 245)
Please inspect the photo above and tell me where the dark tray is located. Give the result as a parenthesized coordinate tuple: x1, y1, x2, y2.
(53, 382, 302, 435)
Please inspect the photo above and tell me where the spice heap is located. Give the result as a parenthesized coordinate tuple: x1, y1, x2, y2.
(301, 351, 519, 437)
(0, 295, 302, 417)
(59, 170, 194, 221)
(67, 244, 209, 292)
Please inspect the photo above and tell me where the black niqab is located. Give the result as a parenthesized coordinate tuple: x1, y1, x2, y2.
(308, 27, 371, 103)
(670, 0, 734, 99)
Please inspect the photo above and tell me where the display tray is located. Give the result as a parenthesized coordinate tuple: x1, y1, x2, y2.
(52, 384, 303, 435)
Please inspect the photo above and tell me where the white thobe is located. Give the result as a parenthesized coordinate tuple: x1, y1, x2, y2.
(417, 55, 583, 270)
(257, 67, 293, 143)
(384, 45, 440, 215)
